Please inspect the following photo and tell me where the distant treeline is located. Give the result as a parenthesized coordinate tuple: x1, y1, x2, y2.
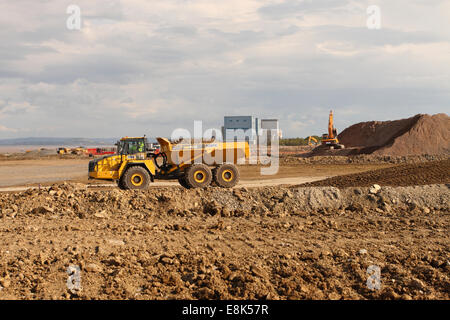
(279, 136, 322, 146)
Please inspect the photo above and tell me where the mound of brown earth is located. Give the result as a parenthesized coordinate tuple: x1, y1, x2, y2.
(1, 181, 448, 221)
(337, 113, 450, 156)
(302, 159, 450, 189)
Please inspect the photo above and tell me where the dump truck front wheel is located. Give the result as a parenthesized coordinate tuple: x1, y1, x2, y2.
(122, 166, 151, 190)
(213, 163, 239, 188)
(185, 164, 212, 188)
(178, 177, 191, 189)
(117, 178, 127, 190)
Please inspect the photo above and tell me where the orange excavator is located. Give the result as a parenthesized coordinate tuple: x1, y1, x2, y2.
(321, 110, 344, 149)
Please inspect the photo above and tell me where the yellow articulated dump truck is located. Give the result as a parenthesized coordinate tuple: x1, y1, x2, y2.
(88, 136, 249, 190)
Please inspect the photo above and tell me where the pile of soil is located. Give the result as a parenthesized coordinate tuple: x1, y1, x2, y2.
(1, 182, 448, 221)
(0, 183, 449, 300)
(337, 113, 450, 156)
(302, 159, 450, 189)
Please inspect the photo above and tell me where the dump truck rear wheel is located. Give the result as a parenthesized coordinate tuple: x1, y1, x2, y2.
(185, 164, 212, 188)
(123, 166, 151, 190)
(213, 163, 239, 188)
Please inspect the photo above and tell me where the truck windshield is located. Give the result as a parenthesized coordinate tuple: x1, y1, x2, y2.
(117, 139, 146, 154)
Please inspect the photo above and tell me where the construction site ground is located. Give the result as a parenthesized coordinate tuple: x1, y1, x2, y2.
(0, 157, 396, 189)
(0, 155, 448, 300)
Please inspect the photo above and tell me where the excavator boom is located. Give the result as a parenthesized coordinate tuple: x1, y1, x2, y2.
(328, 111, 335, 139)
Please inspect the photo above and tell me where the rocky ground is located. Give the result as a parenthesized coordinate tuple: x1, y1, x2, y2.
(0, 181, 448, 300)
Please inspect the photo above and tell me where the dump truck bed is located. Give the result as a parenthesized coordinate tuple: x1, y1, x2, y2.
(156, 137, 249, 166)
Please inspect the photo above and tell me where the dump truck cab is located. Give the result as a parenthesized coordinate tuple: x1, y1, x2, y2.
(116, 136, 148, 155)
(88, 136, 157, 188)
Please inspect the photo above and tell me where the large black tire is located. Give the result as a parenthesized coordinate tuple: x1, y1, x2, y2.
(122, 166, 151, 190)
(184, 164, 212, 188)
(211, 168, 219, 186)
(117, 178, 127, 190)
(213, 163, 239, 188)
(178, 177, 191, 189)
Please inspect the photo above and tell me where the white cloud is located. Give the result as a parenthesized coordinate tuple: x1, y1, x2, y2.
(316, 41, 361, 56)
(0, 125, 18, 133)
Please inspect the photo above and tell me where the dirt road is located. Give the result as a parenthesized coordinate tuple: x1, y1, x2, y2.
(0, 177, 328, 192)
(0, 159, 87, 187)
(0, 158, 394, 189)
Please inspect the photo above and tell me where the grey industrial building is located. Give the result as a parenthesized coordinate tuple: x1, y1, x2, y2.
(221, 116, 281, 144)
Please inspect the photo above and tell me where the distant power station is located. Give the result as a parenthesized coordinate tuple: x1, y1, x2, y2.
(221, 116, 282, 144)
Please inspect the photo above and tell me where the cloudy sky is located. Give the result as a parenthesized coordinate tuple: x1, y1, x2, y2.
(0, 0, 449, 139)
